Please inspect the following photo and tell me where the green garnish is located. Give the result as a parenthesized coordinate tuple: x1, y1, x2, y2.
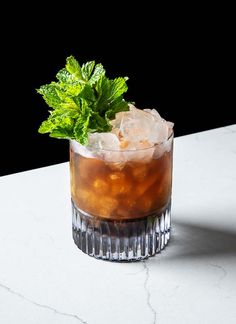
(37, 55, 129, 144)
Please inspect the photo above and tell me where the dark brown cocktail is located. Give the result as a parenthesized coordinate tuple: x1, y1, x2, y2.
(70, 107, 173, 261)
(70, 141, 173, 220)
(36, 55, 174, 261)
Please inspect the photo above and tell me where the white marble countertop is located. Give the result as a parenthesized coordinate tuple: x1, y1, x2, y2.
(0, 125, 236, 324)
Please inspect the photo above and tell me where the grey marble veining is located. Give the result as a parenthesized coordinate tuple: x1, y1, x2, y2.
(0, 125, 236, 324)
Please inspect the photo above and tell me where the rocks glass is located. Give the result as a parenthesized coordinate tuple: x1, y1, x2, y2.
(70, 131, 173, 261)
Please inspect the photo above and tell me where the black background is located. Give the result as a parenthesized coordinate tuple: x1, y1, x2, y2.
(1, 6, 234, 176)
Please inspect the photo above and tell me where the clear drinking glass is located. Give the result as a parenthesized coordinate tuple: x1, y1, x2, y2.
(70, 132, 173, 261)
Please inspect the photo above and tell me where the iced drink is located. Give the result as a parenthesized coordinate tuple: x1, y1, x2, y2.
(70, 105, 173, 261)
(36, 55, 174, 261)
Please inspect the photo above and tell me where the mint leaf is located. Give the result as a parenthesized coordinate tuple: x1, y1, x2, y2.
(95, 76, 129, 114)
(37, 55, 130, 144)
(81, 61, 95, 81)
(73, 84, 96, 105)
(110, 77, 129, 99)
(89, 112, 112, 133)
(88, 63, 105, 85)
(73, 99, 91, 144)
(56, 68, 74, 83)
(66, 56, 83, 79)
(37, 84, 62, 109)
(38, 108, 78, 139)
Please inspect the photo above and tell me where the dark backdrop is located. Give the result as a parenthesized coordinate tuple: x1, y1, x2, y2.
(1, 6, 234, 176)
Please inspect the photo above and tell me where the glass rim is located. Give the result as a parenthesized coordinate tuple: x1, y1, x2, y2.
(71, 130, 174, 153)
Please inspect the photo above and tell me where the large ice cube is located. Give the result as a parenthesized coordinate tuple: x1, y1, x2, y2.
(113, 105, 169, 147)
(88, 132, 127, 163)
(88, 133, 120, 150)
(149, 120, 169, 144)
(70, 140, 95, 158)
(167, 121, 174, 137)
(143, 108, 162, 121)
(85, 105, 173, 163)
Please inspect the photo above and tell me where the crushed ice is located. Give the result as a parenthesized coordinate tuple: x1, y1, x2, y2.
(72, 104, 173, 162)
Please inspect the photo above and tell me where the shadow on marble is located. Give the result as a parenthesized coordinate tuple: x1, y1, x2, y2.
(162, 220, 236, 260)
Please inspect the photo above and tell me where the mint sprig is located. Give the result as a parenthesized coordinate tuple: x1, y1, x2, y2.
(37, 56, 129, 144)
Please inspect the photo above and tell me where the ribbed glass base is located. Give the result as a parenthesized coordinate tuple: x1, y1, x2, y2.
(72, 200, 171, 261)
